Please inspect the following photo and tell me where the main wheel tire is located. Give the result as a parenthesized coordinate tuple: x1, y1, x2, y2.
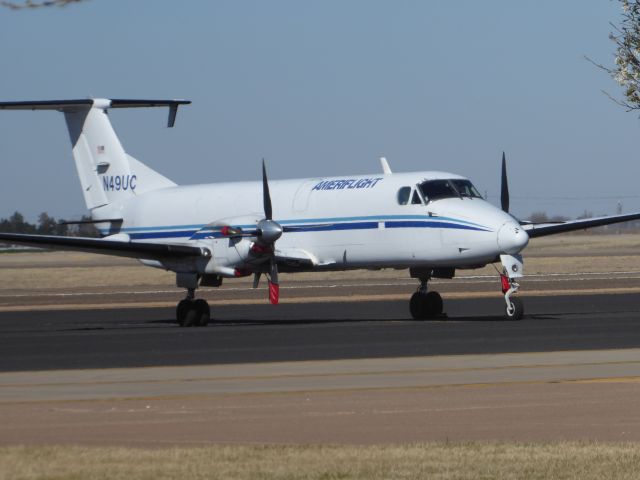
(182, 307, 199, 327)
(410, 291, 444, 320)
(410, 292, 426, 319)
(176, 299, 191, 326)
(425, 291, 443, 316)
(193, 299, 210, 327)
(505, 296, 524, 320)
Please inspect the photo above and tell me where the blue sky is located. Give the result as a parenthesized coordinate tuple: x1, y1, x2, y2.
(0, 0, 637, 221)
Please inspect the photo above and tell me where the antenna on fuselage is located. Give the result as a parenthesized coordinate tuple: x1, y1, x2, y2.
(380, 156, 392, 174)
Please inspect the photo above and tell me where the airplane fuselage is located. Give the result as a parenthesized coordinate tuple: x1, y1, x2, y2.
(106, 170, 526, 275)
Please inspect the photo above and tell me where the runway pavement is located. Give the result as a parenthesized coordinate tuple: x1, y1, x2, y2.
(2, 348, 640, 445)
(2, 273, 640, 445)
(1, 293, 640, 371)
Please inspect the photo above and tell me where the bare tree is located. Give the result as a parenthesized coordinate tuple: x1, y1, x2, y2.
(589, 0, 640, 111)
(1, 0, 85, 10)
(528, 211, 549, 223)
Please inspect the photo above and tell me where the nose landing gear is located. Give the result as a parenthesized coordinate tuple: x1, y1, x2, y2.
(501, 273, 523, 320)
(500, 254, 524, 320)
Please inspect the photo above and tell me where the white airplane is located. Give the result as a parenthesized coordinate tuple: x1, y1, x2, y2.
(1, 98, 639, 326)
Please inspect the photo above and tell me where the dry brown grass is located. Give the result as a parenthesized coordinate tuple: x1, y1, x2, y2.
(0, 266, 173, 291)
(1, 443, 640, 480)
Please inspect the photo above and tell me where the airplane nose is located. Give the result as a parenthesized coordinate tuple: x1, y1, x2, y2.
(497, 221, 529, 255)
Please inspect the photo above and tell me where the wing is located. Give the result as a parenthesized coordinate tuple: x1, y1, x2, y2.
(0, 233, 209, 260)
(523, 212, 640, 238)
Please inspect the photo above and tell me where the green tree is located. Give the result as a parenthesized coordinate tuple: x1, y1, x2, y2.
(36, 212, 58, 235)
(1, 211, 36, 233)
(72, 215, 100, 238)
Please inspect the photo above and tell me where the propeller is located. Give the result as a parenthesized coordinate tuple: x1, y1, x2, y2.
(255, 159, 283, 304)
(500, 151, 509, 213)
(214, 160, 282, 304)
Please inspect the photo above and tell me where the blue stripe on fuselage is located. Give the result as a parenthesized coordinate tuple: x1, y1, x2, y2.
(104, 215, 492, 239)
(384, 221, 489, 232)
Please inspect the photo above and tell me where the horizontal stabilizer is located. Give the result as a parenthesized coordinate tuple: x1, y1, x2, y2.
(58, 218, 122, 226)
(0, 233, 208, 260)
(0, 98, 191, 127)
(0, 99, 93, 110)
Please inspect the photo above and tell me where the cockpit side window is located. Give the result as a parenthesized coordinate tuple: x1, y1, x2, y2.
(397, 186, 411, 205)
(411, 189, 423, 205)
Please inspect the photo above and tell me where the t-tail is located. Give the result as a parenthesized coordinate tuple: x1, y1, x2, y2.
(0, 98, 190, 221)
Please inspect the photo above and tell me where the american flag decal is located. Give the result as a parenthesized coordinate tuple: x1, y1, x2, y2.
(97, 145, 105, 154)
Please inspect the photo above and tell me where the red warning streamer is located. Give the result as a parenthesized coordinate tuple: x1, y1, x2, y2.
(269, 281, 280, 305)
(500, 274, 511, 294)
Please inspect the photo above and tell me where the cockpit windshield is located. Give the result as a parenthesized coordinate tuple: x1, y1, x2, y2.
(418, 179, 482, 202)
(450, 179, 482, 198)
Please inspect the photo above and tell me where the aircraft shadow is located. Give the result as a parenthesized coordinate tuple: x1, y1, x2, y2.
(149, 313, 561, 326)
(29, 313, 561, 333)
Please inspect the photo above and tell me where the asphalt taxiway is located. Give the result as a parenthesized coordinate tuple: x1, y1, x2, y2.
(1, 293, 640, 372)
(1, 291, 640, 445)
(3, 250, 640, 446)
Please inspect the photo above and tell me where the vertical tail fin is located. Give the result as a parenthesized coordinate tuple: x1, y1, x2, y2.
(0, 98, 190, 216)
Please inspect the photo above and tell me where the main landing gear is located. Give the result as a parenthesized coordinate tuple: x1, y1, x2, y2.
(409, 269, 445, 320)
(176, 288, 210, 327)
(174, 273, 221, 327)
(176, 299, 210, 327)
(410, 288, 443, 319)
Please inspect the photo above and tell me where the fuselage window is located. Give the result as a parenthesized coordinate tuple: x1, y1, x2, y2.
(411, 189, 423, 205)
(397, 186, 411, 205)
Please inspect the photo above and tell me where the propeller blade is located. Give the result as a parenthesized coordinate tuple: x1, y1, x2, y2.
(262, 159, 273, 221)
(269, 255, 279, 285)
(501, 151, 509, 213)
(260, 160, 280, 304)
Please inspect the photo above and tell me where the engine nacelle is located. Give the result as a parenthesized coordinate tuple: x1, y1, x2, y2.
(190, 214, 263, 276)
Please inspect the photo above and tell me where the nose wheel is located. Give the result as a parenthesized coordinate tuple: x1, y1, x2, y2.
(176, 288, 211, 327)
(500, 271, 524, 320)
(505, 295, 524, 320)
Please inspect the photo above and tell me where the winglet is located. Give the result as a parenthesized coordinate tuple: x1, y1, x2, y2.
(380, 156, 392, 174)
(109, 99, 191, 128)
